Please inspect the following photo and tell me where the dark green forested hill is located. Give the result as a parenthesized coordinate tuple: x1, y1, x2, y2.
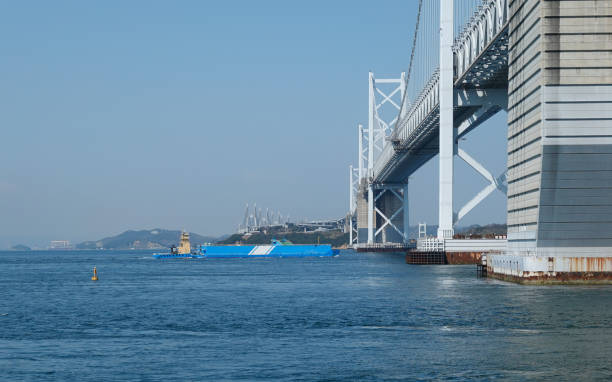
(455, 223, 507, 238)
(77, 229, 219, 250)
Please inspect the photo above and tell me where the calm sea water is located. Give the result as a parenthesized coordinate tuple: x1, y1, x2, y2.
(0, 250, 610, 381)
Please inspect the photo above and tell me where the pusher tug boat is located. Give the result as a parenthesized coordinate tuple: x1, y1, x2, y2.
(152, 231, 203, 259)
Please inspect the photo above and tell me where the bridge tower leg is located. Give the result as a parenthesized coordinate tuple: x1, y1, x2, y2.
(349, 165, 354, 245)
(367, 72, 375, 244)
(358, 124, 364, 181)
(403, 180, 409, 243)
(349, 165, 354, 217)
(437, 0, 455, 239)
(368, 186, 374, 243)
(356, 124, 368, 243)
(349, 215, 353, 244)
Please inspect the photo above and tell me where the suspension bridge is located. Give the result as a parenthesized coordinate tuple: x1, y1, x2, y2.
(238, 203, 344, 234)
(238, 203, 291, 233)
(347, 0, 612, 281)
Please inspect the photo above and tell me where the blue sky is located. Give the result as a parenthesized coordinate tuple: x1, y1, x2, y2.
(0, 1, 507, 248)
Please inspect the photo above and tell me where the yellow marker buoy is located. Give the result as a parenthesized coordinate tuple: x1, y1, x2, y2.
(91, 267, 98, 281)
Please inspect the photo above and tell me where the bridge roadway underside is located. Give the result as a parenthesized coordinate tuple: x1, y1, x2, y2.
(377, 16, 510, 183)
(378, 104, 499, 183)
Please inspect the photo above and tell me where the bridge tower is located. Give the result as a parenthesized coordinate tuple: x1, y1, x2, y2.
(488, 0, 612, 281)
(368, 72, 408, 245)
(349, 72, 410, 246)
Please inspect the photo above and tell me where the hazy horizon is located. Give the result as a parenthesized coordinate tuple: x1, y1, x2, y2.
(0, 1, 508, 249)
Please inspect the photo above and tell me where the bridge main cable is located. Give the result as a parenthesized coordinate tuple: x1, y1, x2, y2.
(395, 0, 423, 128)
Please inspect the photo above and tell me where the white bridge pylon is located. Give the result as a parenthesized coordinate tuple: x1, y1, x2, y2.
(367, 72, 407, 244)
(348, 73, 410, 244)
(348, 164, 359, 245)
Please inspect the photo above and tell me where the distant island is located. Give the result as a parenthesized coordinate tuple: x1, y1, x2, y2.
(10, 244, 31, 251)
(76, 229, 221, 250)
(69, 223, 506, 250)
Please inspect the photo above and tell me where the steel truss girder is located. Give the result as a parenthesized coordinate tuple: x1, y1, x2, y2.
(376, 84, 508, 182)
(455, 87, 508, 138)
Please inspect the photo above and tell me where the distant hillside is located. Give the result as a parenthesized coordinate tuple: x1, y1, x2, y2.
(455, 223, 507, 238)
(406, 223, 506, 239)
(215, 223, 505, 247)
(218, 231, 349, 247)
(77, 229, 219, 250)
(10, 244, 31, 251)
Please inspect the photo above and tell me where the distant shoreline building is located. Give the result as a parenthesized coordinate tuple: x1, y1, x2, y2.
(49, 240, 72, 250)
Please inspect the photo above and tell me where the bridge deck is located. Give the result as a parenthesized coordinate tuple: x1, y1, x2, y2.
(373, 0, 509, 183)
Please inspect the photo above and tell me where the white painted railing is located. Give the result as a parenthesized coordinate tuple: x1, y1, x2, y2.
(417, 237, 445, 252)
(454, 0, 508, 80)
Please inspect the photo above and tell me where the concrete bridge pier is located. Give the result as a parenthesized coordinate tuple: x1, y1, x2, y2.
(488, 0, 612, 283)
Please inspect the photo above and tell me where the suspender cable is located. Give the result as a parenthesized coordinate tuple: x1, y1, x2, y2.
(393, 0, 423, 137)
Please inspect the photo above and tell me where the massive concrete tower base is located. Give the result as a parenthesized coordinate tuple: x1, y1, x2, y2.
(488, 0, 612, 282)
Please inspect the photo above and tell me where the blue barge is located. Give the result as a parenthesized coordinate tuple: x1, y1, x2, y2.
(153, 238, 337, 259)
(200, 240, 336, 258)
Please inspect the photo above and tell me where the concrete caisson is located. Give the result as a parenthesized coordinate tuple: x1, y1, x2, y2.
(490, 0, 612, 282)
